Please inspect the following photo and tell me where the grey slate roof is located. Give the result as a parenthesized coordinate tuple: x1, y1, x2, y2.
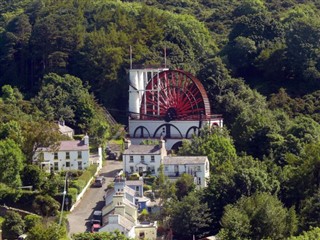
(123, 144, 161, 155)
(126, 180, 144, 186)
(163, 156, 208, 165)
(36, 140, 89, 152)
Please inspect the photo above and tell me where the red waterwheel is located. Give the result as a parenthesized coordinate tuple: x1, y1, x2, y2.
(140, 70, 211, 121)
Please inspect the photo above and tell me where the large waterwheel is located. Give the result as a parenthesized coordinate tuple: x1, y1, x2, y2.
(140, 70, 211, 122)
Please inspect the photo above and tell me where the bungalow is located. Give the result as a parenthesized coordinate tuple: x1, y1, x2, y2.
(33, 135, 90, 172)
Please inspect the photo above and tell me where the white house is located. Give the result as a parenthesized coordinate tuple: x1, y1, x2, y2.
(33, 135, 90, 172)
(163, 156, 210, 188)
(123, 139, 166, 176)
(100, 181, 157, 239)
(58, 120, 74, 139)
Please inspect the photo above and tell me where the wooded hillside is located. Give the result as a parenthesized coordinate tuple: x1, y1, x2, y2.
(1, 0, 320, 239)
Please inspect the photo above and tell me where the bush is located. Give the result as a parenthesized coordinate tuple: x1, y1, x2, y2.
(143, 184, 152, 191)
(0, 183, 21, 204)
(67, 188, 78, 206)
(69, 179, 85, 193)
(2, 211, 25, 239)
(33, 195, 60, 217)
(24, 214, 42, 231)
(144, 176, 156, 185)
(78, 164, 97, 185)
(14, 190, 37, 211)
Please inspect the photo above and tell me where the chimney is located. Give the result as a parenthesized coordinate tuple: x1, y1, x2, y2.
(160, 137, 165, 149)
(83, 134, 89, 145)
(124, 138, 131, 149)
(160, 137, 167, 157)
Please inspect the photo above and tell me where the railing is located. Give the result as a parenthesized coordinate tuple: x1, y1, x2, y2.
(165, 171, 200, 178)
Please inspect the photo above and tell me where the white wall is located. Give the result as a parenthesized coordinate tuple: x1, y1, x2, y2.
(123, 154, 162, 176)
(34, 149, 89, 172)
(164, 162, 209, 188)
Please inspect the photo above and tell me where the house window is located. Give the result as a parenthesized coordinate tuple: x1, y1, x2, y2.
(54, 152, 58, 160)
(129, 156, 133, 163)
(78, 161, 82, 170)
(198, 177, 201, 185)
(150, 166, 155, 174)
(151, 155, 155, 162)
(140, 156, 144, 163)
(78, 151, 82, 159)
(54, 162, 58, 171)
(66, 152, 70, 159)
(130, 166, 134, 173)
(164, 166, 168, 171)
(66, 162, 70, 167)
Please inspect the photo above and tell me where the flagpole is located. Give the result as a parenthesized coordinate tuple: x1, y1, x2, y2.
(130, 45, 132, 69)
(164, 46, 167, 68)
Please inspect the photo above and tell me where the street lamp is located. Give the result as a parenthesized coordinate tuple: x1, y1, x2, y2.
(59, 172, 68, 226)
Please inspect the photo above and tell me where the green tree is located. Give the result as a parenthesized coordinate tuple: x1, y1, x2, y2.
(284, 17, 320, 93)
(0, 120, 25, 147)
(0, 139, 24, 187)
(169, 191, 212, 240)
(72, 230, 131, 240)
(300, 189, 320, 231)
(2, 210, 25, 239)
(175, 173, 195, 200)
(219, 193, 297, 240)
(24, 214, 42, 232)
(287, 227, 320, 240)
(21, 165, 46, 191)
(203, 155, 281, 234)
(32, 195, 60, 217)
(27, 221, 66, 240)
(178, 126, 236, 168)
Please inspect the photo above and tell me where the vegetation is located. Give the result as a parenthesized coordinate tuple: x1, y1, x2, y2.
(1, 0, 320, 239)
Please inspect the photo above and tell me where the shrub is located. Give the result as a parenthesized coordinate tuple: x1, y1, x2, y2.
(33, 195, 60, 217)
(143, 184, 152, 191)
(67, 188, 78, 206)
(24, 214, 42, 231)
(0, 183, 21, 204)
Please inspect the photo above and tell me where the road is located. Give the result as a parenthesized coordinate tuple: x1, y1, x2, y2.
(67, 160, 123, 236)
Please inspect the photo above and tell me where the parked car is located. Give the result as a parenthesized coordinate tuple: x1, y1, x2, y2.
(93, 176, 105, 187)
(91, 210, 102, 225)
(91, 223, 101, 232)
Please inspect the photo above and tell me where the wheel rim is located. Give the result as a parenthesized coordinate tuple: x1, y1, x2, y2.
(140, 70, 211, 121)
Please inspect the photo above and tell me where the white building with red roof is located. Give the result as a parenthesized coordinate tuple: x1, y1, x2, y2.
(33, 135, 90, 172)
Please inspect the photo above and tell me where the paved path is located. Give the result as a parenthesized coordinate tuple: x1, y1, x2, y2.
(67, 160, 123, 236)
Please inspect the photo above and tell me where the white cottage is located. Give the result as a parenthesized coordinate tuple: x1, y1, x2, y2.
(123, 139, 167, 176)
(163, 156, 210, 188)
(100, 181, 157, 239)
(33, 135, 90, 172)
